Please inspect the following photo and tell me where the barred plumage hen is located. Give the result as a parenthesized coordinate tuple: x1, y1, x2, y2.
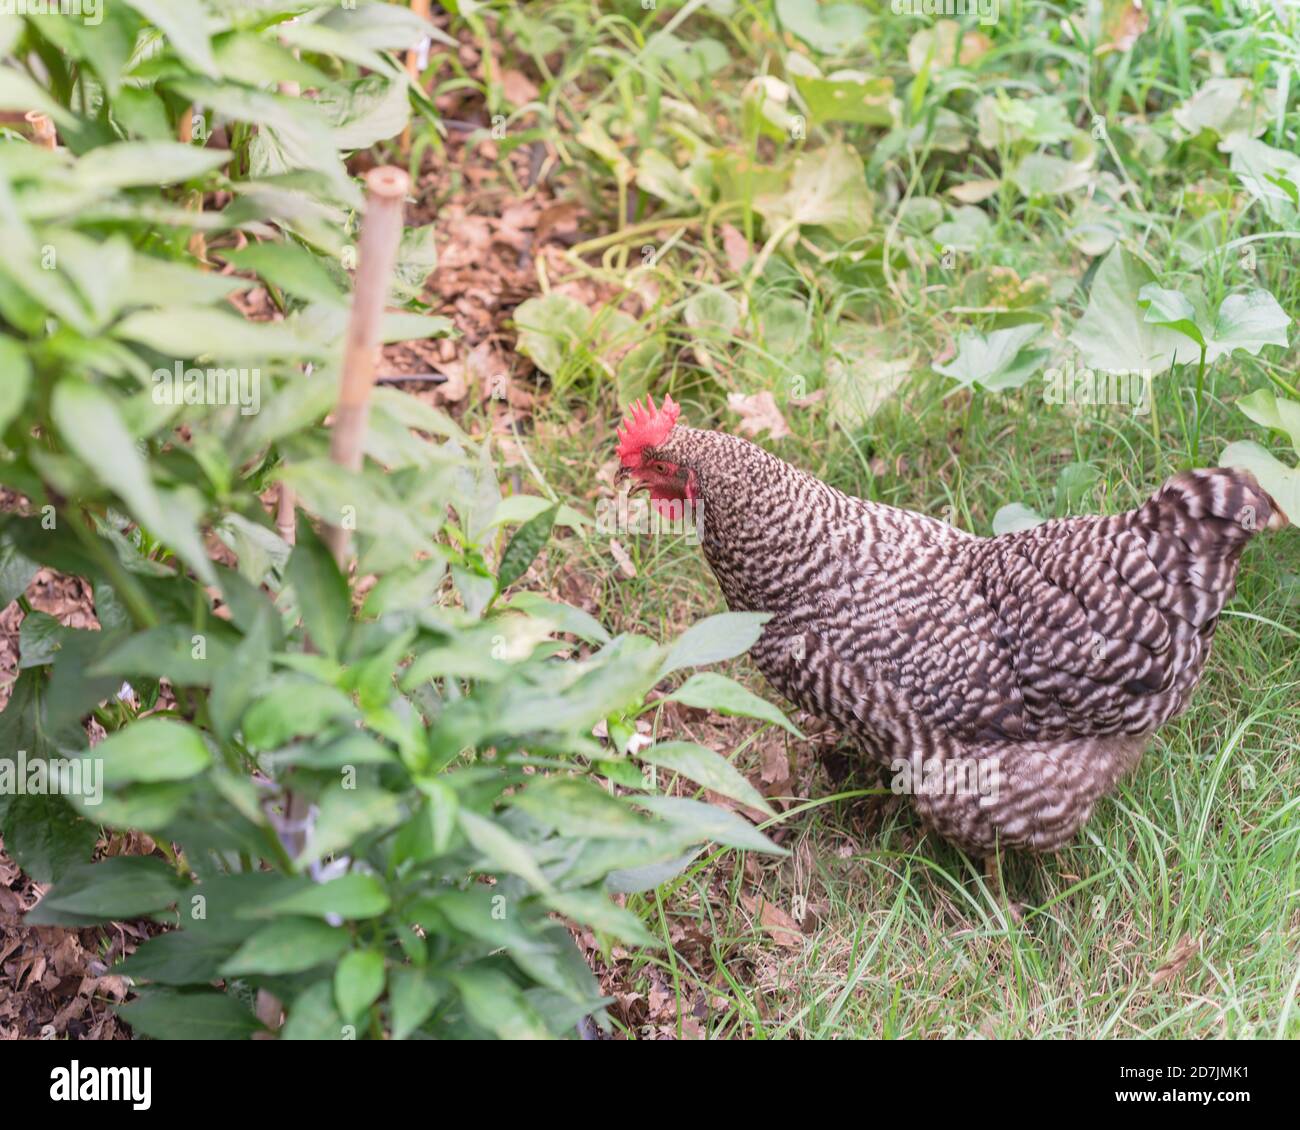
(616, 395, 1287, 856)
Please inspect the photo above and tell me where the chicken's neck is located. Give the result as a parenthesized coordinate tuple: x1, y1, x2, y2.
(653, 427, 854, 614)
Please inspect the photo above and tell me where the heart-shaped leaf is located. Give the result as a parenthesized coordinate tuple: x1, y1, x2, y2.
(754, 142, 873, 241)
(933, 323, 1046, 391)
(1069, 248, 1201, 373)
(1238, 389, 1300, 457)
(775, 0, 871, 53)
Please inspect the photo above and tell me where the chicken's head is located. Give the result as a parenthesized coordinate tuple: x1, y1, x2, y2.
(615, 394, 697, 515)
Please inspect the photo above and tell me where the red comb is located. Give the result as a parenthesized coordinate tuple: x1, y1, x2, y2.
(616, 394, 681, 467)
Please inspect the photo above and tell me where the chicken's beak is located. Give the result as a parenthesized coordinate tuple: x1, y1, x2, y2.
(616, 465, 650, 498)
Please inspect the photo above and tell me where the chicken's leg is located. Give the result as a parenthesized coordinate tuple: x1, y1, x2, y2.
(984, 853, 1023, 926)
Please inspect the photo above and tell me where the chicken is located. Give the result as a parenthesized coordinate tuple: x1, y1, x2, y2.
(616, 395, 1287, 856)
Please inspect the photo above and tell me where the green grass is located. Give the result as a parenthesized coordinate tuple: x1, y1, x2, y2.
(463, 0, 1300, 1037)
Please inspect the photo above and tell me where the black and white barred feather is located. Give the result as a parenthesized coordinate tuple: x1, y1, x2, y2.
(646, 425, 1284, 854)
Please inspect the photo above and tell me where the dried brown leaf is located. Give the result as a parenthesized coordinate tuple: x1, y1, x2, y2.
(1150, 933, 1199, 987)
(728, 390, 791, 440)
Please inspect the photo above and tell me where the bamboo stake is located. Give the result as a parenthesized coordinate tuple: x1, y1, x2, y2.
(177, 105, 208, 265)
(280, 171, 406, 873)
(25, 111, 55, 149)
(278, 169, 407, 879)
(276, 485, 297, 545)
(268, 80, 303, 557)
(323, 166, 410, 567)
(276, 173, 406, 873)
(262, 174, 407, 1044)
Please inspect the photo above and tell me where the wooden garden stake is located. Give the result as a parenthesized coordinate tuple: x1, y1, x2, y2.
(279, 169, 408, 876)
(323, 166, 410, 567)
(25, 111, 55, 149)
(276, 485, 297, 545)
(177, 105, 208, 264)
(282, 171, 407, 874)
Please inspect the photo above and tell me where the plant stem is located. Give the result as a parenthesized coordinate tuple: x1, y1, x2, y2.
(1147, 374, 1160, 452)
(1192, 344, 1207, 465)
(400, 0, 433, 155)
(568, 216, 697, 258)
(743, 217, 799, 312)
(69, 509, 159, 630)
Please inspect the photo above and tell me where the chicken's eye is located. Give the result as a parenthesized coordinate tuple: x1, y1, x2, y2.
(652, 461, 672, 475)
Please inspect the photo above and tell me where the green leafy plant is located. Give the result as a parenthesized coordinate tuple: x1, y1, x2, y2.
(17, 508, 787, 1039)
(1138, 283, 1290, 462)
(0, 0, 791, 1040)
